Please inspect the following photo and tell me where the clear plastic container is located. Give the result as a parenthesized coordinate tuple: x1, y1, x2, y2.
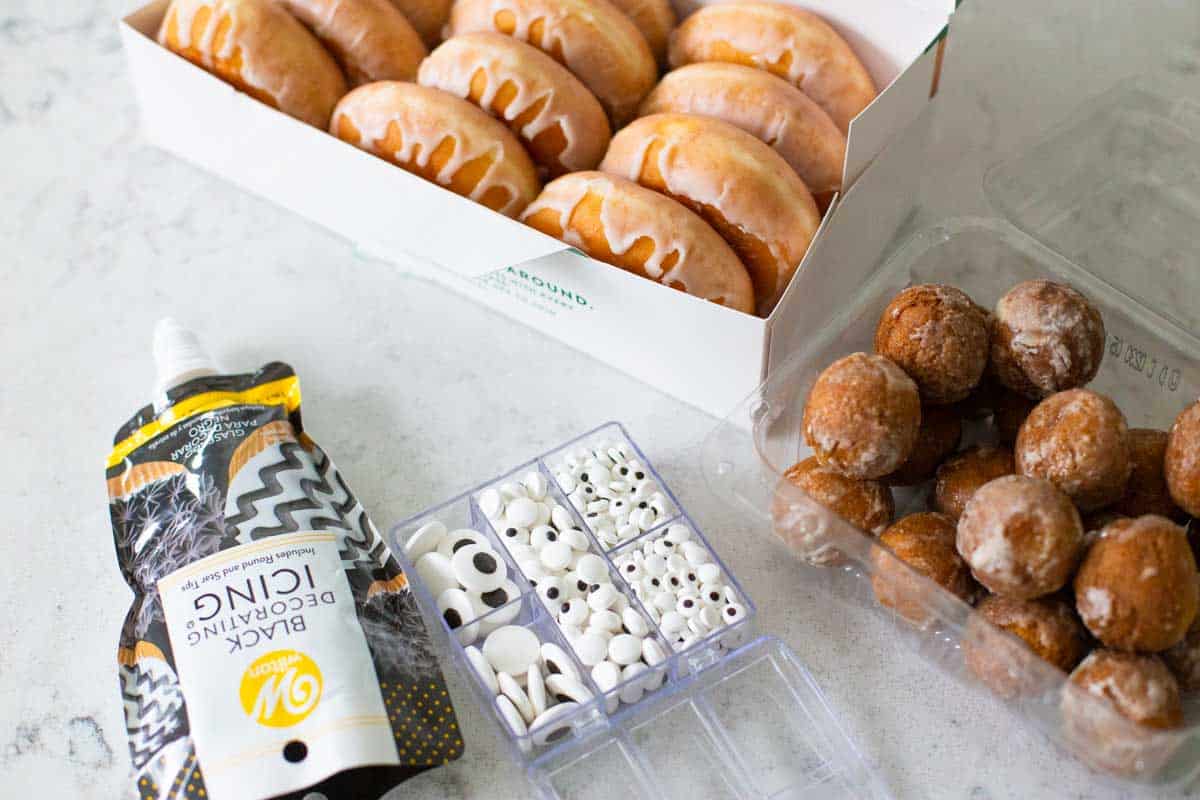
(704, 217, 1200, 787)
(390, 423, 887, 798)
(985, 80, 1200, 333)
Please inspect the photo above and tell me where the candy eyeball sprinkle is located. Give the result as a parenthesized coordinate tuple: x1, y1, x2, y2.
(530, 525, 558, 549)
(724, 603, 747, 624)
(537, 576, 567, 606)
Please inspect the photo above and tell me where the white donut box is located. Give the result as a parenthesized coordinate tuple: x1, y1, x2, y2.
(120, 0, 956, 418)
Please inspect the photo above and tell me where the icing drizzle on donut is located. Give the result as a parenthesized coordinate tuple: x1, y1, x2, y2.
(332, 83, 537, 217)
(520, 172, 751, 309)
(418, 35, 608, 174)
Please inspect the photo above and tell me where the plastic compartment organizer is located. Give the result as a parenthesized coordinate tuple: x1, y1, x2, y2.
(704, 218, 1200, 788)
(390, 423, 888, 798)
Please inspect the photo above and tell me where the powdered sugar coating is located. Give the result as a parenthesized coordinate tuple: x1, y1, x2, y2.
(1069, 650, 1182, 727)
(802, 353, 921, 480)
(1015, 389, 1132, 512)
(1073, 515, 1199, 652)
(956, 474, 1083, 599)
(773, 457, 894, 566)
(991, 280, 1106, 398)
(874, 284, 990, 404)
(965, 594, 1088, 697)
(1063, 648, 1184, 776)
(871, 512, 972, 624)
(1166, 400, 1200, 517)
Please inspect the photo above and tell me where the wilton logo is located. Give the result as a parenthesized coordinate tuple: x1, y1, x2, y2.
(239, 649, 323, 727)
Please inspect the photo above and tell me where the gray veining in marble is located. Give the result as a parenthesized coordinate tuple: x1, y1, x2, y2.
(4, 1, 1200, 798)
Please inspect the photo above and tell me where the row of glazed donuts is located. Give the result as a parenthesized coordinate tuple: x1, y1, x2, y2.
(157, 0, 877, 316)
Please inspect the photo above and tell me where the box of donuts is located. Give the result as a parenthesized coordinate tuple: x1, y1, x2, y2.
(704, 215, 1200, 787)
(119, 0, 954, 417)
(388, 422, 891, 797)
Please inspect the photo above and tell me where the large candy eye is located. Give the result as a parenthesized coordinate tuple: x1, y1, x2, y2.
(452, 543, 505, 592)
(465, 644, 498, 694)
(496, 694, 528, 736)
(498, 672, 536, 725)
(404, 520, 447, 559)
(477, 579, 521, 626)
(529, 702, 581, 746)
(414, 551, 458, 597)
(437, 528, 489, 558)
(724, 603, 748, 624)
(539, 642, 580, 682)
(436, 588, 479, 645)
(482, 624, 541, 675)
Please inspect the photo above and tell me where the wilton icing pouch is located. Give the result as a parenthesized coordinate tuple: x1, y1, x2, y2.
(107, 321, 462, 800)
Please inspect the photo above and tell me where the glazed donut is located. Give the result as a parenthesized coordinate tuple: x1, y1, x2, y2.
(667, 2, 877, 133)
(330, 82, 540, 217)
(446, 0, 657, 126)
(638, 63, 845, 208)
(385, 0, 452, 47)
(520, 171, 755, 312)
(600, 113, 820, 316)
(605, 0, 675, 65)
(418, 33, 610, 177)
(277, 0, 426, 85)
(158, 0, 347, 127)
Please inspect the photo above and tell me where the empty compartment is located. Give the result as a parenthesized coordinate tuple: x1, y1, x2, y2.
(535, 734, 656, 800)
(627, 700, 741, 800)
(701, 647, 852, 796)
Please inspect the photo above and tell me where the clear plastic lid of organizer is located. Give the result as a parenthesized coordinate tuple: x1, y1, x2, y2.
(984, 80, 1200, 332)
(388, 422, 888, 800)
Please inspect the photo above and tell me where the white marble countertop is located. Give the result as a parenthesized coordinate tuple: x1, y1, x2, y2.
(4, 1, 1200, 798)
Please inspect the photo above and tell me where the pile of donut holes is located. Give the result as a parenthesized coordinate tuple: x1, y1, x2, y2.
(774, 277, 1200, 775)
(156, 0, 878, 317)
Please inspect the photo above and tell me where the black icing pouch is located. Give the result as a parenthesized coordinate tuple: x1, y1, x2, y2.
(107, 362, 463, 800)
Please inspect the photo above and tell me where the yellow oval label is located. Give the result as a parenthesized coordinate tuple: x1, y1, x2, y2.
(239, 649, 323, 727)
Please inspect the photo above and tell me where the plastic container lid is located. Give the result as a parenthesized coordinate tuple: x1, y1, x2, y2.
(984, 79, 1200, 332)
